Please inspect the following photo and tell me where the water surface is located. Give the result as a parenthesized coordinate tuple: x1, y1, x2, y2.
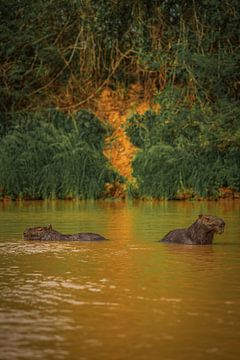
(0, 200, 239, 360)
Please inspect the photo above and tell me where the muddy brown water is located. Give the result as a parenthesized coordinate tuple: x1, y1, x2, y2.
(0, 200, 239, 360)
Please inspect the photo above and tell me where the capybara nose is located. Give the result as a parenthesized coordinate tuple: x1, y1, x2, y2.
(218, 224, 225, 234)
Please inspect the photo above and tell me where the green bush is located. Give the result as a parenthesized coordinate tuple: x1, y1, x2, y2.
(126, 88, 240, 199)
(132, 144, 191, 199)
(0, 109, 118, 199)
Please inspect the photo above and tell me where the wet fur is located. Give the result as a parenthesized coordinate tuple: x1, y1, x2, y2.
(23, 225, 106, 241)
(160, 215, 225, 245)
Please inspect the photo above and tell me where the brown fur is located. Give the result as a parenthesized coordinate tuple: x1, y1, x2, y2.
(161, 215, 225, 245)
(23, 224, 106, 241)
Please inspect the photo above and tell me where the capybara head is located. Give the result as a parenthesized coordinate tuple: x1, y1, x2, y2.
(23, 224, 53, 240)
(198, 215, 225, 234)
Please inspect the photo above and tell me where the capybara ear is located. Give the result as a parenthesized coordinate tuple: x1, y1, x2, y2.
(203, 215, 210, 221)
(47, 224, 52, 230)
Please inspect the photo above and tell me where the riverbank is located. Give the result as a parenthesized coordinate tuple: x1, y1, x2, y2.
(1, 187, 240, 202)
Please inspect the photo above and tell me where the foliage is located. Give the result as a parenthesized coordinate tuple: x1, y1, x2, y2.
(126, 87, 240, 199)
(1, 0, 239, 115)
(73, 110, 109, 151)
(0, 109, 118, 199)
(0, 1, 239, 199)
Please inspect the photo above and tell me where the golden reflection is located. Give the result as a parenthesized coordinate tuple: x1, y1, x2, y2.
(97, 200, 135, 244)
(0, 200, 240, 360)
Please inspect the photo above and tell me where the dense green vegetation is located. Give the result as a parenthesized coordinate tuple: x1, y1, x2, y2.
(1, 0, 239, 114)
(0, 110, 118, 199)
(0, 0, 239, 199)
(126, 87, 240, 199)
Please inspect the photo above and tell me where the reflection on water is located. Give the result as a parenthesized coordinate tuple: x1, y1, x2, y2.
(0, 200, 239, 360)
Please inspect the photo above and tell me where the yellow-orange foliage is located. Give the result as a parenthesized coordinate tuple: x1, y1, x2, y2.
(96, 84, 158, 181)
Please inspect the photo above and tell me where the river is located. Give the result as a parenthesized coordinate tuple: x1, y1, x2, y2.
(0, 200, 239, 360)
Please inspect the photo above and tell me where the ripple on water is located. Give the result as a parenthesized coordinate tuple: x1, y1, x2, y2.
(0, 308, 73, 360)
(0, 267, 120, 310)
(0, 268, 120, 360)
(0, 241, 92, 255)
